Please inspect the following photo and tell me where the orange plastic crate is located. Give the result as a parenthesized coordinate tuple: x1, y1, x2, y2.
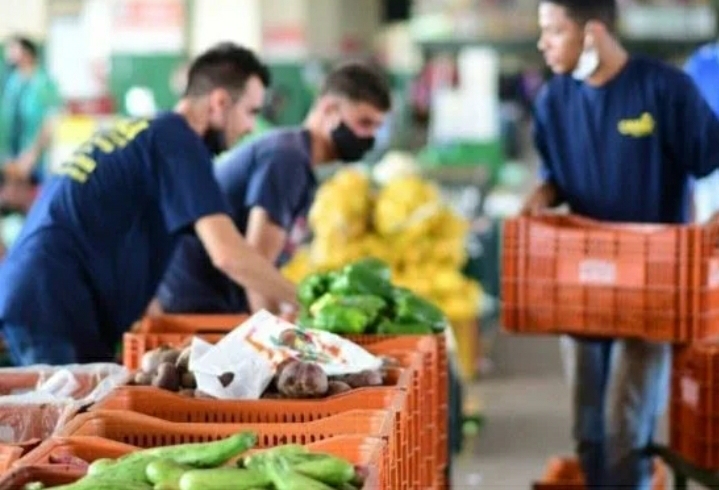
(502, 215, 719, 343)
(347, 335, 448, 481)
(57, 409, 399, 489)
(122, 315, 448, 480)
(14, 434, 386, 489)
(100, 354, 420, 487)
(670, 341, 719, 469)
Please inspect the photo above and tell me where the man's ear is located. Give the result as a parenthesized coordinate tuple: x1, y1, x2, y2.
(318, 94, 341, 115)
(584, 20, 605, 47)
(208, 88, 231, 114)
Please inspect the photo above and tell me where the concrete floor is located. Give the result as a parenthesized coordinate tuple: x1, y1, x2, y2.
(451, 332, 675, 489)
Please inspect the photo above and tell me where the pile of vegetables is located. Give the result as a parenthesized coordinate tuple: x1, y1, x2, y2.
(24, 433, 368, 490)
(132, 337, 398, 401)
(131, 345, 197, 396)
(263, 357, 395, 400)
(297, 258, 448, 335)
(282, 169, 481, 324)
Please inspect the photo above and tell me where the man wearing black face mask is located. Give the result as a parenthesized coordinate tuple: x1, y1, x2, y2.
(155, 61, 391, 315)
(0, 43, 298, 366)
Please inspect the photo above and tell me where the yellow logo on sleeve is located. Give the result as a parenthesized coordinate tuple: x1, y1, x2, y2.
(617, 112, 655, 138)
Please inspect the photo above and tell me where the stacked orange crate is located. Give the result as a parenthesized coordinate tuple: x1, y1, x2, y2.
(97, 348, 421, 489)
(670, 341, 719, 468)
(501, 215, 714, 342)
(123, 315, 448, 487)
(11, 435, 386, 489)
(57, 410, 394, 487)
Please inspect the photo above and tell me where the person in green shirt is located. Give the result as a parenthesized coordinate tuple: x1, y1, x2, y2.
(1, 35, 61, 187)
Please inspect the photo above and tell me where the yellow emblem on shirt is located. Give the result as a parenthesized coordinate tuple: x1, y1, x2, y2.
(617, 112, 655, 138)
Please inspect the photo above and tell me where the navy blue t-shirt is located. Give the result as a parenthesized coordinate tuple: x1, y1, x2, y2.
(157, 128, 316, 313)
(535, 56, 719, 223)
(0, 113, 228, 356)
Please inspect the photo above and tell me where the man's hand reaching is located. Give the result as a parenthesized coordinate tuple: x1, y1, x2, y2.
(521, 182, 560, 216)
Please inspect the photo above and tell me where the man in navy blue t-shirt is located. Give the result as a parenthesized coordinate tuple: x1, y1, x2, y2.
(685, 43, 719, 222)
(157, 62, 391, 314)
(0, 43, 298, 366)
(522, 1, 719, 488)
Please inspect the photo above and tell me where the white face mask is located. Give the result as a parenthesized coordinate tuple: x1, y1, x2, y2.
(572, 47, 600, 81)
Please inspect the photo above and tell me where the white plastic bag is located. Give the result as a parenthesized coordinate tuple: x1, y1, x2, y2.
(0, 363, 129, 443)
(189, 310, 382, 400)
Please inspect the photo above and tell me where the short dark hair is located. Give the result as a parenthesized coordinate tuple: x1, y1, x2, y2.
(9, 35, 38, 59)
(543, 0, 617, 32)
(184, 42, 270, 98)
(321, 62, 392, 112)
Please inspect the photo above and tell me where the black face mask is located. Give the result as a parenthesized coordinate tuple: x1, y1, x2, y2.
(203, 128, 227, 157)
(331, 121, 375, 163)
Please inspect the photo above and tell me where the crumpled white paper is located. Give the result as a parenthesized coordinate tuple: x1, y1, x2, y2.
(190, 334, 275, 400)
(188, 310, 382, 400)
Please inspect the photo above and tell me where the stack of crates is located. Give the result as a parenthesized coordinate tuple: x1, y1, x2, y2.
(2, 314, 449, 489)
(501, 214, 719, 481)
(502, 215, 719, 342)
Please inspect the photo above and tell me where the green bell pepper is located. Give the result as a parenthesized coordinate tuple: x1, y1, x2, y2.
(329, 260, 393, 299)
(313, 305, 371, 334)
(297, 273, 332, 309)
(392, 288, 448, 333)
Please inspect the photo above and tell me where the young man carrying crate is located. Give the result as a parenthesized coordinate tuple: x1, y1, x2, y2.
(522, 1, 719, 488)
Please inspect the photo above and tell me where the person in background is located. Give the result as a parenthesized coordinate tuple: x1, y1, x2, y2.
(0, 42, 297, 366)
(684, 43, 719, 223)
(522, 1, 719, 488)
(155, 62, 391, 315)
(0, 35, 60, 187)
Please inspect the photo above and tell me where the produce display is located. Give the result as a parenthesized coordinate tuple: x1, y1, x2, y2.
(22, 433, 368, 490)
(132, 344, 396, 400)
(282, 169, 481, 324)
(131, 346, 197, 397)
(297, 257, 448, 335)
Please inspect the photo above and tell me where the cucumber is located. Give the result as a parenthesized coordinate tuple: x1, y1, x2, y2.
(179, 468, 270, 490)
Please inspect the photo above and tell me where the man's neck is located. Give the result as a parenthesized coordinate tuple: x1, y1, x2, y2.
(304, 116, 337, 166)
(174, 98, 207, 137)
(585, 45, 630, 87)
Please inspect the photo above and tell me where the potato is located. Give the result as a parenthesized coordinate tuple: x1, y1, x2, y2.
(133, 371, 153, 386)
(140, 347, 166, 374)
(181, 371, 197, 389)
(176, 347, 192, 372)
(326, 380, 352, 396)
(261, 391, 284, 400)
(158, 348, 181, 366)
(178, 389, 196, 398)
(277, 361, 328, 398)
(342, 370, 383, 388)
(152, 362, 180, 391)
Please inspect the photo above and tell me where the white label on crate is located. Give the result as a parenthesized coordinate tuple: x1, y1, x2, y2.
(578, 259, 617, 285)
(681, 376, 699, 409)
(708, 259, 719, 288)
